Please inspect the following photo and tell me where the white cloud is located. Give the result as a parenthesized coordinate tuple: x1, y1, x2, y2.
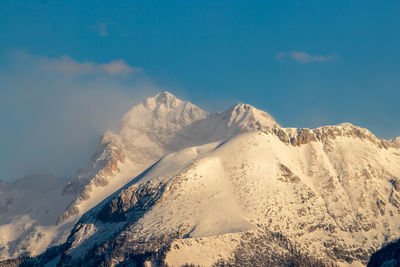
(277, 51, 339, 63)
(101, 60, 142, 75)
(41, 55, 141, 75)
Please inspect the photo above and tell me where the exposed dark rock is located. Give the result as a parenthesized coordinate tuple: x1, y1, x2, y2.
(96, 182, 167, 223)
(213, 227, 337, 267)
(279, 164, 301, 183)
(390, 178, 400, 192)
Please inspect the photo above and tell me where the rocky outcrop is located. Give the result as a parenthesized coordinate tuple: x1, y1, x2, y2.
(96, 182, 167, 223)
(58, 136, 125, 224)
(269, 123, 399, 150)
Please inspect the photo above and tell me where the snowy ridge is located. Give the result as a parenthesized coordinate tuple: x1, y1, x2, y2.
(169, 103, 280, 149)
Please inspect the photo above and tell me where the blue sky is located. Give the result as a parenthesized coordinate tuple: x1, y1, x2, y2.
(1, 1, 400, 180)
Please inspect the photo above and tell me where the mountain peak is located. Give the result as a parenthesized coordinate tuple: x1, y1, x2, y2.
(230, 103, 256, 111)
(224, 102, 280, 129)
(155, 90, 179, 103)
(143, 91, 183, 110)
(121, 91, 207, 129)
(156, 90, 175, 98)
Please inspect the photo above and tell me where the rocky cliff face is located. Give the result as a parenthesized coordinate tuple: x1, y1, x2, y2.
(25, 123, 400, 266)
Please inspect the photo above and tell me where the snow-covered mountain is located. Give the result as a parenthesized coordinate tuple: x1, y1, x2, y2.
(2, 91, 400, 266)
(27, 123, 398, 267)
(0, 91, 280, 261)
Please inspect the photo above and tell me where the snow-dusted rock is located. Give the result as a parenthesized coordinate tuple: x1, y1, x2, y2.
(391, 137, 400, 144)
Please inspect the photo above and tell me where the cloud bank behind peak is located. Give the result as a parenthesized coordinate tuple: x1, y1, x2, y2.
(0, 51, 157, 181)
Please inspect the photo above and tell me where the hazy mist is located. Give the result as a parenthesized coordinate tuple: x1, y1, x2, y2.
(0, 51, 159, 181)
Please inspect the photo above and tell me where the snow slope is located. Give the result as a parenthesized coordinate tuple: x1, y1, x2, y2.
(45, 123, 400, 266)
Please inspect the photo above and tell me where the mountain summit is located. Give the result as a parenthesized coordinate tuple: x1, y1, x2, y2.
(168, 102, 280, 150)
